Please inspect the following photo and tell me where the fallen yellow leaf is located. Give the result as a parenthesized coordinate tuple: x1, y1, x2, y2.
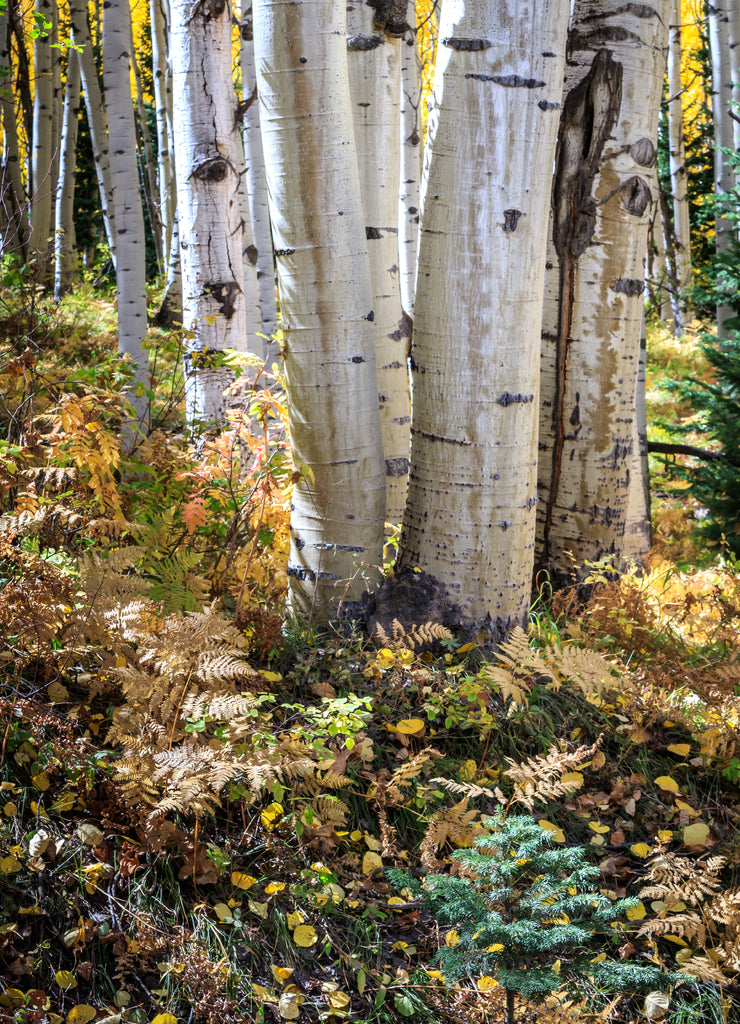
(231, 871, 256, 890)
(654, 776, 679, 794)
(362, 851, 383, 876)
(394, 718, 426, 735)
(630, 843, 652, 858)
(66, 1007, 96, 1024)
(477, 976, 498, 991)
(626, 901, 647, 921)
(683, 822, 710, 847)
(667, 744, 691, 757)
(293, 924, 318, 948)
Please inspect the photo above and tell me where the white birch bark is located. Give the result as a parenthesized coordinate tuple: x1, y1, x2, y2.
(239, 3, 278, 340)
(537, 0, 670, 579)
(54, 53, 80, 299)
(667, 0, 691, 321)
(708, 0, 736, 336)
(254, 0, 386, 623)
(29, 0, 55, 272)
(398, 0, 423, 318)
(103, 0, 150, 439)
(150, 0, 175, 264)
(623, 312, 651, 561)
(170, 0, 247, 428)
(69, 0, 116, 260)
(0, 4, 28, 259)
(156, 211, 183, 326)
(397, 0, 569, 637)
(347, 0, 409, 526)
(129, 21, 163, 269)
(234, 123, 264, 353)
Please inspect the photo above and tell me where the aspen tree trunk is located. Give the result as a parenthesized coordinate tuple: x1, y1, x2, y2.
(398, 0, 422, 318)
(254, 0, 386, 623)
(537, 0, 670, 580)
(29, 0, 55, 275)
(150, 0, 175, 265)
(50, 0, 62, 230)
(156, 212, 183, 326)
(623, 312, 651, 561)
(234, 123, 263, 353)
(69, 0, 116, 260)
(347, 0, 410, 526)
(54, 53, 80, 299)
(397, 0, 569, 637)
(667, 0, 691, 324)
(0, 5, 28, 259)
(129, 26, 163, 270)
(170, 0, 247, 428)
(239, 3, 278, 341)
(103, 0, 150, 440)
(708, 0, 736, 336)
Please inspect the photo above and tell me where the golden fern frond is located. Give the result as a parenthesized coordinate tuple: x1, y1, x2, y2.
(503, 740, 599, 809)
(548, 644, 613, 701)
(373, 618, 453, 650)
(679, 956, 730, 984)
(637, 913, 706, 946)
(180, 689, 261, 723)
(706, 890, 740, 926)
(639, 851, 725, 906)
(430, 777, 495, 800)
(390, 749, 436, 789)
(311, 795, 349, 827)
(479, 626, 555, 708)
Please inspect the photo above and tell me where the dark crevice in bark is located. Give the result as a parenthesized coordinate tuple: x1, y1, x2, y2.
(442, 36, 492, 50)
(464, 73, 546, 88)
(539, 48, 623, 569)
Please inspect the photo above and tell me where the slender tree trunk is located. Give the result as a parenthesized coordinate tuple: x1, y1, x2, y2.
(537, 0, 670, 580)
(103, 0, 150, 441)
(170, 0, 247, 428)
(398, 0, 422, 318)
(347, 0, 410, 527)
(129, 20, 163, 270)
(29, 0, 55, 276)
(150, 0, 174, 265)
(254, 0, 386, 623)
(623, 312, 651, 561)
(397, 0, 570, 637)
(667, 0, 691, 324)
(239, 4, 278, 341)
(70, 0, 117, 261)
(708, 0, 735, 336)
(54, 53, 80, 298)
(234, 122, 264, 353)
(156, 211, 183, 327)
(0, 5, 28, 260)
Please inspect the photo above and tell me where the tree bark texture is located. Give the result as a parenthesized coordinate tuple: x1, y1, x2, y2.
(254, 0, 387, 623)
(398, 0, 422, 318)
(667, 0, 691, 323)
(0, 3, 28, 260)
(54, 53, 80, 299)
(537, 0, 670, 580)
(150, 0, 175, 266)
(398, 0, 569, 638)
(347, 0, 410, 526)
(170, 0, 247, 428)
(103, 0, 150, 440)
(29, 0, 55, 273)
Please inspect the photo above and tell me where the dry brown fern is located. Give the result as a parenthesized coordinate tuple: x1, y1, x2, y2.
(419, 796, 482, 870)
(372, 618, 453, 650)
(503, 738, 602, 810)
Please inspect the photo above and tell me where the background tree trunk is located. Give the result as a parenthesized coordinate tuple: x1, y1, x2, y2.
(0, 3, 28, 260)
(54, 52, 80, 299)
(708, 0, 735, 337)
(254, 0, 386, 623)
(398, 0, 569, 637)
(398, 0, 422, 319)
(29, 0, 55, 277)
(347, 0, 410, 527)
(170, 0, 247, 428)
(537, 0, 670, 581)
(667, 0, 691, 326)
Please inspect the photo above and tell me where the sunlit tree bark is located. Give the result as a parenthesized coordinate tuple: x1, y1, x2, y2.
(170, 0, 247, 427)
(397, 0, 569, 637)
(667, 0, 691, 325)
(347, 0, 409, 526)
(708, 0, 736, 336)
(398, 0, 422, 319)
(0, 3, 27, 259)
(29, 0, 55, 274)
(150, 0, 174, 265)
(103, 0, 150, 439)
(254, 0, 386, 623)
(54, 53, 80, 299)
(537, 0, 670, 579)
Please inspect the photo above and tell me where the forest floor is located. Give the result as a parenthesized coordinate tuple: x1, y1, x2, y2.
(0, 290, 738, 1024)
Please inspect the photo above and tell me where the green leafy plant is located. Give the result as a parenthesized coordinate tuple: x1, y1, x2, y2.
(389, 810, 676, 1024)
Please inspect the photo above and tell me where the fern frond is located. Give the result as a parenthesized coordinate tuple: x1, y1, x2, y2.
(430, 777, 495, 800)
(679, 956, 730, 984)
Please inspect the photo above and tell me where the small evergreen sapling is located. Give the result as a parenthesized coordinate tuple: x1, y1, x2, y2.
(389, 811, 674, 1024)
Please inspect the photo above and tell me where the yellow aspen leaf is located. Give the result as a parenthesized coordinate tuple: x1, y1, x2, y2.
(477, 977, 498, 991)
(485, 942, 504, 953)
(293, 924, 318, 947)
(286, 910, 306, 929)
(350, 830, 363, 842)
(213, 903, 233, 922)
(675, 947, 693, 963)
(261, 802, 283, 829)
(271, 966, 294, 985)
(538, 820, 565, 843)
(425, 971, 444, 981)
(322, 882, 344, 902)
(362, 851, 383, 876)
(589, 822, 610, 834)
(560, 772, 584, 789)
(591, 750, 606, 770)
(56, 971, 77, 990)
(657, 830, 673, 842)
(252, 984, 277, 1003)
(278, 993, 301, 1020)
(445, 929, 460, 947)
(394, 719, 426, 735)
(0, 856, 21, 874)
(460, 759, 477, 781)
(626, 901, 647, 920)
(590, 952, 607, 963)
(32, 771, 50, 791)
(0, 988, 25, 1007)
(364, 834, 382, 851)
(150, 1015, 179, 1024)
(66, 1006, 96, 1024)
(308, 891, 330, 907)
(262, 671, 282, 683)
(248, 900, 269, 919)
(663, 935, 688, 946)
(655, 776, 679, 793)
(265, 881, 286, 895)
(328, 992, 351, 1009)
(667, 744, 691, 757)
(682, 822, 710, 847)
(457, 642, 477, 654)
(231, 871, 256, 890)
(388, 896, 407, 909)
(630, 843, 652, 858)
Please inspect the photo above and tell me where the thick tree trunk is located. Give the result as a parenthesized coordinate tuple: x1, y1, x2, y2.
(103, 0, 150, 441)
(537, 0, 670, 580)
(667, 0, 691, 325)
(54, 53, 80, 299)
(171, 0, 247, 429)
(254, 0, 386, 623)
(239, 4, 279, 342)
(70, 0, 117, 260)
(397, 0, 569, 638)
(347, 0, 410, 526)
(29, 0, 55, 276)
(398, 0, 422, 319)
(0, 5, 28, 260)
